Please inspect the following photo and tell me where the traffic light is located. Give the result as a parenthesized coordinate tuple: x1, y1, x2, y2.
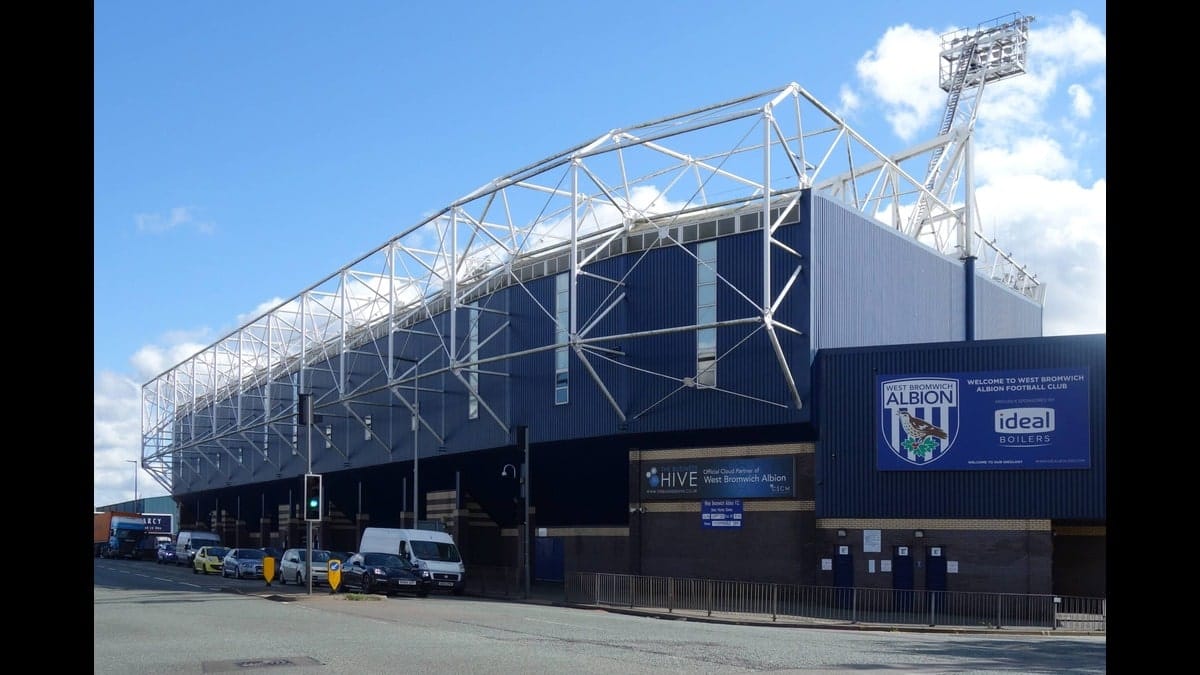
(304, 473, 322, 521)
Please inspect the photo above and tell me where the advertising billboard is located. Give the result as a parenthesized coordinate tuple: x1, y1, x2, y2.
(877, 367, 1090, 471)
(640, 455, 795, 500)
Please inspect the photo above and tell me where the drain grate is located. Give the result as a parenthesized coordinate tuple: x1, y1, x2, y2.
(202, 656, 322, 672)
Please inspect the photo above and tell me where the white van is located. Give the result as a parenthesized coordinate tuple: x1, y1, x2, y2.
(175, 530, 222, 566)
(359, 527, 465, 595)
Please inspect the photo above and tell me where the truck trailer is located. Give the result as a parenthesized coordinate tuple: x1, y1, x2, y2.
(94, 511, 146, 559)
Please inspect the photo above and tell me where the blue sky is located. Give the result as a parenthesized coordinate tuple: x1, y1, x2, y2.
(94, 1, 1106, 507)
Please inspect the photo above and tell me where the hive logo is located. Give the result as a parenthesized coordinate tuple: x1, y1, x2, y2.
(645, 465, 698, 494)
(880, 377, 960, 466)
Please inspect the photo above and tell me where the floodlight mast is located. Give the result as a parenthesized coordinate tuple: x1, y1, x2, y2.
(907, 12, 1034, 255)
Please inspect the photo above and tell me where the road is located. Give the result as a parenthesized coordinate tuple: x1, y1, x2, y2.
(94, 559, 1106, 674)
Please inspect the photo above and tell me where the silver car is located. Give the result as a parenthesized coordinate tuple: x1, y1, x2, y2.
(278, 548, 332, 586)
(221, 548, 266, 580)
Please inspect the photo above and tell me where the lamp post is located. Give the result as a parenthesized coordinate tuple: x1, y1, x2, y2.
(502, 425, 531, 599)
(394, 355, 420, 528)
(500, 463, 521, 595)
(125, 459, 138, 506)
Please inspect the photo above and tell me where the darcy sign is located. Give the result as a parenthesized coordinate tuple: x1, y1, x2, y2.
(641, 456, 794, 500)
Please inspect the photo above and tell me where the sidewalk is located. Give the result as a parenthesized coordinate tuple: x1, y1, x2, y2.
(237, 581, 1104, 637)
(499, 582, 1105, 637)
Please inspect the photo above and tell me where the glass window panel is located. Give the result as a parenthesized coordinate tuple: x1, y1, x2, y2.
(697, 305, 716, 325)
(697, 283, 716, 307)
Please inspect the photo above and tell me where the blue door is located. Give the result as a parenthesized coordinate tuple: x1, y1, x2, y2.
(892, 545, 914, 612)
(534, 536, 564, 583)
(925, 545, 947, 621)
(833, 547, 853, 609)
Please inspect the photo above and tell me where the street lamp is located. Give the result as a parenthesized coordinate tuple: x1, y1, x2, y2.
(125, 459, 138, 505)
(500, 462, 523, 596)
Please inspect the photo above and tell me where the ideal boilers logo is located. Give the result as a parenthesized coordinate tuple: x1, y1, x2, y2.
(645, 465, 698, 494)
(995, 407, 1055, 448)
(880, 377, 960, 466)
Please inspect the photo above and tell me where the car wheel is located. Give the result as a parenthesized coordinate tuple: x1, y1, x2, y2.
(296, 572, 303, 585)
(279, 573, 286, 585)
(193, 565, 199, 574)
(362, 574, 373, 595)
(452, 587, 465, 596)
(236, 568, 242, 580)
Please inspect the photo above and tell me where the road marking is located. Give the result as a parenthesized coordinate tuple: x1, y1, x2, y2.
(525, 617, 593, 630)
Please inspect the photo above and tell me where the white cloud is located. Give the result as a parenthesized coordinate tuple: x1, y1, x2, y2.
(850, 13, 1105, 338)
(838, 84, 861, 118)
(853, 24, 946, 141)
(130, 339, 210, 380)
(134, 206, 215, 235)
(1067, 84, 1093, 119)
(976, 175, 1106, 336)
(974, 136, 1074, 182)
(1030, 11, 1106, 69)
(94, 370, 164, 508)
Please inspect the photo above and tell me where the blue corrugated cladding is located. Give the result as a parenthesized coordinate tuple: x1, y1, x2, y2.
(813, 334, 1105, 519)
(509, 221, 811, 441)
(810, 195, 1041, 348)
(173, 209, 817, 491)
(974, 276, 1042, 338)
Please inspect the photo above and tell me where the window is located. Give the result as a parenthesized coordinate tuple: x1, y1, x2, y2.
(468, 302, 479, 419)
(555, 273, 569, 404)
(696, 240, 717, 388)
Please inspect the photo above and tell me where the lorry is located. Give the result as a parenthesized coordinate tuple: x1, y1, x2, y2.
(358, 527, 466, 595)
(93, 511, 147, 559)
(133, 533, 173, 561)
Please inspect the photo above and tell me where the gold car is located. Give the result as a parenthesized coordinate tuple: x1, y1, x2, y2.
(193, 545, 229, 575)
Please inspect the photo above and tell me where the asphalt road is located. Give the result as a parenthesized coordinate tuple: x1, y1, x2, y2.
(94, 559, 1107, 674)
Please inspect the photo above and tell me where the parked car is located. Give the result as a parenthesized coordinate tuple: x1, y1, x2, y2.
(339, 552, 432, 597)
(221, 548, 266, 579)
(278, 548, 332, 586)
(330, 551, 355, 564)
(155, 542, 177, 565)
(192, 546, 228, 574)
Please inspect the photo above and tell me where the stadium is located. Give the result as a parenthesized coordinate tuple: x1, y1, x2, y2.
(131, 14, 1104, 602)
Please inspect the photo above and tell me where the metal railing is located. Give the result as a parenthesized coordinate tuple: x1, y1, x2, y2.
(564, 572, 1105, 632)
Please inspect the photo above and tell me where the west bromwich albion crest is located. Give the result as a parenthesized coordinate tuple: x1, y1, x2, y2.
(880, 377, 960, 465)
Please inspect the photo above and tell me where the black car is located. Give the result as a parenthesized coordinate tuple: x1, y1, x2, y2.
(339, 552, 432, 597)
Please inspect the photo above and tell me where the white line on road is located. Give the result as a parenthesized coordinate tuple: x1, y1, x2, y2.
(524, 617, 595, 630)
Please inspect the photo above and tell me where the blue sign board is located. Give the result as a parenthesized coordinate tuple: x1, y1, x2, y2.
(701, 499, 743, 528)
(877, 367, 1090, 471)
(141, 513, 174, 534)
(641, 456, 794, 500)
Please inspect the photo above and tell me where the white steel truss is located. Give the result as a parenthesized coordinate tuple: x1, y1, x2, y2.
(141, 76, 1042, 494)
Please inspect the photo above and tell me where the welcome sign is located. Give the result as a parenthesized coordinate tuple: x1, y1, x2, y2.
(877, 367, 1090, 471)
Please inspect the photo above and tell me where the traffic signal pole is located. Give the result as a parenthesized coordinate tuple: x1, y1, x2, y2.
(306, 413, 313, 596)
